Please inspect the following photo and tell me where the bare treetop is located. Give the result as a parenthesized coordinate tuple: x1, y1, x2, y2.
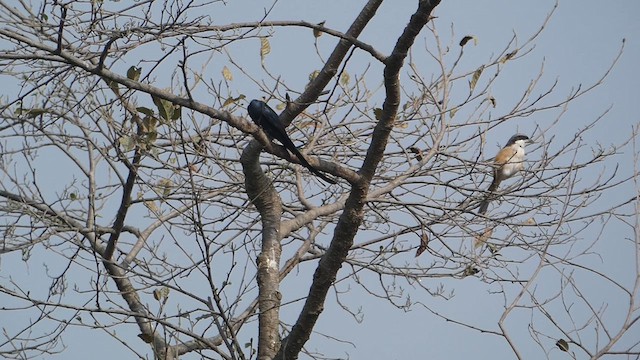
(0, 1, 637, 359)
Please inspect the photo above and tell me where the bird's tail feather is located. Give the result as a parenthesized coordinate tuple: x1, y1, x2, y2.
(290, 147, 336, 184)
(478, 179, 500, 214)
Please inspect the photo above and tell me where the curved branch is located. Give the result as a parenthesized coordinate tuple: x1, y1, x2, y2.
(275, 2, 440, 359)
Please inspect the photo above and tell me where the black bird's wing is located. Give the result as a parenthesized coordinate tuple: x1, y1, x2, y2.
(247, 100, 336, 184)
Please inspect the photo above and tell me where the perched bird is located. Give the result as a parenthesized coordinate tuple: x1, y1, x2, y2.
(247, 99, 336, 184)
(478, 134, 533, 214)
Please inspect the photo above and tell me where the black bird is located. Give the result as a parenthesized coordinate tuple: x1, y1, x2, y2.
(478, 134, 533, 214)
(247, 99, 335, 184)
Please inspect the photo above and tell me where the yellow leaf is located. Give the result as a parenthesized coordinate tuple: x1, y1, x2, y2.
(340, 72, 350, 86)
(157, 178, 173, 198)
(119, 135, 135, 152)
(308, 70, 320, 82)
(260, 37, 271, 61)
(222, 66, 233, 81)
(153, 287, 170, 301)
(222, 94, 246, 108)
(25, 108, 46, 118)
(144, 201, 159, 213)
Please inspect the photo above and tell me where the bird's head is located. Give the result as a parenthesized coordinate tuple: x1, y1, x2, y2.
(506, 134, 534, 147)
(247, 99, 265, 126)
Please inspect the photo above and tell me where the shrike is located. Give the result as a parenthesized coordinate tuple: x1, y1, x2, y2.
(478, 134, 533, 214)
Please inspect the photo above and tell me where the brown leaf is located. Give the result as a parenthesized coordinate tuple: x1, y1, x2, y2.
(488, 96, 497, 108)
(500, 50, 518, 64)
(373, 108, 383, 121)
(415, 228, 429, 257)
(556, 339, 569, 352)
(463, 265, 480, 277)
(474, 227, 493, 248)
(470, 65, 484, 91)
(459, 35, 477, 47)
(409, 147, 423, 161)
(313, 21, 326, 38)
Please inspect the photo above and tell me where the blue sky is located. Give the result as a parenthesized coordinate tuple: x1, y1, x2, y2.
(1, 1, 638, 359)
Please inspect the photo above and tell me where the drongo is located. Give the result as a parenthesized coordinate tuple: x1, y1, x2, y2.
(247, 99, 336, 184)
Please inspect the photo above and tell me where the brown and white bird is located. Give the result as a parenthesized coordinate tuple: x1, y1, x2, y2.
(478, 134, 534, 214)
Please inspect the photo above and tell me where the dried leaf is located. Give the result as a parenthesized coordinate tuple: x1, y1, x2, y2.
(24, 108, 46, 118)
(157, 178, 173, 198)
(21, 247, 30, 261)
(409, 147, 423, 161)
(463, 265, 480, 277)
(144, 200, 159, 213)
(222, 66, 233, 81)
(222, 97, 236, 107)
(459, 35, 477, 47)
(142, 116, 157, 133)
(474, 227, 493, 248)
(556, 339, 569, 352)
(119, 135, 135, 152)
(153, 287, 170, 301)
(415, 228, 429, 257)
(308, 70, 320, 82)
(313, 21, 325, 38)
(500, 50, 518, 64)
(260, 37, 271, 61)
(470, 65, 484, 91)
(340, 72, 350, 86)
(488, 96, 497, 108)
(487, 243, 499, 254)
(222, 94, 246, 107)
(373, 108, 383, 121)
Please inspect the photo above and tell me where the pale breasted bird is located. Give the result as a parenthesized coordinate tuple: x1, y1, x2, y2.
(478, 134, 534, 214)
